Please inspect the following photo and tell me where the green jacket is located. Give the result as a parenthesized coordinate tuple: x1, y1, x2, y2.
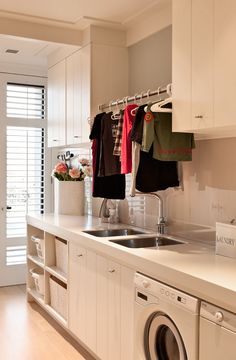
(142, 108, 195, 161)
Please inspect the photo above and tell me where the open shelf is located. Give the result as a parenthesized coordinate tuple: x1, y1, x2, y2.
(27, 254, 44, 268)
(27, 287, 44, 305)
(44, 304, 67, 327)
(27, 287, 67, 327)
(45, 265, 67, 284)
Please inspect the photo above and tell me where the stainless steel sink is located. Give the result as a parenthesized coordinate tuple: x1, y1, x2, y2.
(109, 236, 186, 248)
(83, 228, 146, 237)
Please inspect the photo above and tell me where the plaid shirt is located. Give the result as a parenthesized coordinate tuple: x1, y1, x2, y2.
(113, 111, 124, 157)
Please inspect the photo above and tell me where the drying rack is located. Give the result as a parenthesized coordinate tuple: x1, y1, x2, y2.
(98, 83, 172, 112)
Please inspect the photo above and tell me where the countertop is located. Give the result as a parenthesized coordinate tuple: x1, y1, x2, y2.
(27, 213, 236, 313)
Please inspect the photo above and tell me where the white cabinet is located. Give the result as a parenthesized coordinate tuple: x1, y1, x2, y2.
(47, 39, 128, 147)
(191, 0, 214, 130)
(66, 49, 91, 145)
(69, 244, 134, 359)
(47, 60, 66, 147)
(96, 256, 121, 360)
(68, 243, 96, 352)
(173, 0, 236, 137)
(214, 0, 236, 128)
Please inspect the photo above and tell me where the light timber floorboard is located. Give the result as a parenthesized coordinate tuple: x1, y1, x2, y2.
(0, 285, 94, 360)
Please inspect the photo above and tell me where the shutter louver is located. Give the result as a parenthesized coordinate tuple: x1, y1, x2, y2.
(6, 82, 45, 266)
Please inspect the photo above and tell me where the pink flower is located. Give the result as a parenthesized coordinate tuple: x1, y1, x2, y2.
(69, 168, 81, 179)
(54, 162, 68, 173)
(79, 158, 90, 166)
(84, 165, 93, 177)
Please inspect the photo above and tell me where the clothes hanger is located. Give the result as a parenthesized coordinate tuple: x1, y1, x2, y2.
(144, 88, 162, 113)
(131, 92, 145, 116)
(150, 84, 172, 113)
(111, 99, 122, 120)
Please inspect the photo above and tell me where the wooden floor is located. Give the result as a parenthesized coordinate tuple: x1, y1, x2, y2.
(0, 285, 94, 360)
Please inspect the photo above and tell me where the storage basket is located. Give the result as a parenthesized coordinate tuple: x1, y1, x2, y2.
(30, 268, 44, 296)
(55, 237, 68, 275)
(31, 235, 44, 260)
(49, 276, 67, 319)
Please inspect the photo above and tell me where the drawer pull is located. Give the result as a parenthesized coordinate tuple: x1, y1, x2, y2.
(77, 254, 83, 257)
(108, 269, 115, 273)
(195, 115, 203, 119)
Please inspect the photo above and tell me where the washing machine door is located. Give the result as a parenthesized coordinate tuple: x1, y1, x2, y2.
(145, 312, 187, 360)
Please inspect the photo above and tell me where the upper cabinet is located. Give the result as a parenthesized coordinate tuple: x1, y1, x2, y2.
(47, 60, 66, 147)
(173, 0, 236, 138)
(66, 48, 91, 145)
(47, 28, 128, 148)
(48, 47, 91, 148)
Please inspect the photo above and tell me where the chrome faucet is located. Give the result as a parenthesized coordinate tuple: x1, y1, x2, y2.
(99, 198, 110, 223)
(134, 191, 167, 235)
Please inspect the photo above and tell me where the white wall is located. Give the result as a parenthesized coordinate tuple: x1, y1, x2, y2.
(128, 26, 172, 94)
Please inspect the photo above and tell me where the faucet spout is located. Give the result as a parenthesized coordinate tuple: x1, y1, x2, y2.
(99, 199, 109, 220)
(133, 191, 167, 235)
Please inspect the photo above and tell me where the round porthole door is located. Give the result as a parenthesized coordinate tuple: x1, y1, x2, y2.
(145, 312, 187, 360)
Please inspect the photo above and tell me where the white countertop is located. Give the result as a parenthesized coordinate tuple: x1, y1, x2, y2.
(27, 213, 236, 313)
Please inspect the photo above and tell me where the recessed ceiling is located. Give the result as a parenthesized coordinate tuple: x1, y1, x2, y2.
(0, 35, 71, 67)
(0, 0, 170, 67)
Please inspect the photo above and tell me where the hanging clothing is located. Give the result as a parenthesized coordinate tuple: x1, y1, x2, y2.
(129, 104, 146, 196)
(98, 112, 122, 177)
(136, 147, 179, 192)
(113, 110, 124, 157)
(89, 113, 126, 200)
(142, 105, 195, 161)
(120, 104, 137, 174)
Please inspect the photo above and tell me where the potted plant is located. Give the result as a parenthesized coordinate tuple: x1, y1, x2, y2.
(52, 158, 92, 215)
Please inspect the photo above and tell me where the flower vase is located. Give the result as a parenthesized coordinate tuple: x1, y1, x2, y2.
(54, 178, 85, 215)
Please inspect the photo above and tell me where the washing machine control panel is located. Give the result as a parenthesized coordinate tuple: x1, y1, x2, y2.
(135, 273, 199, 313)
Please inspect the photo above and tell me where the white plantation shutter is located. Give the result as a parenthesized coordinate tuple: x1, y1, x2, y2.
(5, 82, 45, 266)
(6, 126, 44, 239)
(7, 83, 45, 119)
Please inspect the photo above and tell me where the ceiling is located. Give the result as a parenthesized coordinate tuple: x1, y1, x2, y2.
(0, 0, 167, 29)
(0, 0, 170, 67)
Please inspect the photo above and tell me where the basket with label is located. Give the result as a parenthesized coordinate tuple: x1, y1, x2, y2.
(216, 222, 236, 259)
(49, 275, 67, 319)
(30, 268, 44, 296)
(31, 235, 44, 260)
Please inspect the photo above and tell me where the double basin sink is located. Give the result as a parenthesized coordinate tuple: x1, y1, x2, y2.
(83, 228, 186, 249)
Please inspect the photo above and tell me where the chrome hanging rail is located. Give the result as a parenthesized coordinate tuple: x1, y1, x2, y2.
(98, 84, 172, 112)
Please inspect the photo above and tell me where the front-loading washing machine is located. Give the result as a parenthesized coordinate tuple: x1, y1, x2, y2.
(134, 273, 199, 360)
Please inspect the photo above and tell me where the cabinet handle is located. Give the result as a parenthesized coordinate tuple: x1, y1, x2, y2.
(108, 269, 115, 273)
(73, 135, 81, 138)
(195, 115, 203, 119)
(77, 254, 83, 257)
(53, 139, 59, 142)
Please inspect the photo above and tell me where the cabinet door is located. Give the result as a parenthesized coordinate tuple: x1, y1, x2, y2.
(68, 243, 87, 343)
(120, 266, 135, 360)
(80, 45, 91, 143)
(107, 260, 121, 360)
(214, 0, 236, 128)
(172, 0, 192, 132)
(86, 250, 97, 353)
(191, 0, 214, 130)
(96, 255, 109, 360)
(66, 51, 82, 145)
(96, 256, 121, 360)
(47, 60, 66, 147)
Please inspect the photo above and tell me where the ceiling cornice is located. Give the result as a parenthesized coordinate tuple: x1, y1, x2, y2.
(0, 16, 83, 45)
